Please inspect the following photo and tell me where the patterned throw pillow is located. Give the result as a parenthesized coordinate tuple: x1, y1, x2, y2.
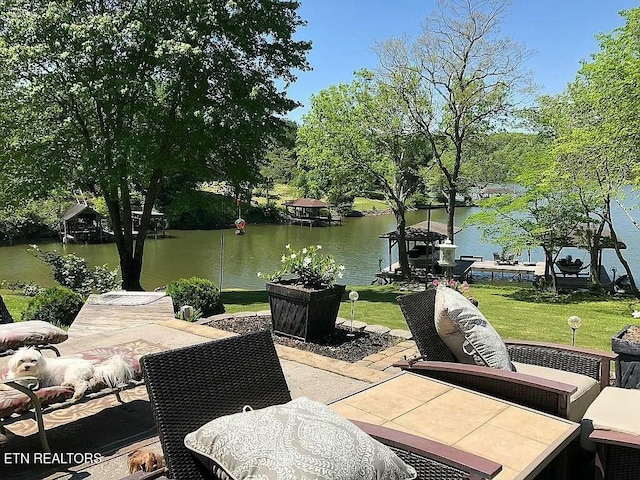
(435, 286, 515, 371)
(184, 397, 417, 480)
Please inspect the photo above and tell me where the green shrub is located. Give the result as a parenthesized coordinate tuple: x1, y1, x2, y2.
(28, 246, 120, 297)
(166, 277, 224, 317)
(21, 287, 84, 327)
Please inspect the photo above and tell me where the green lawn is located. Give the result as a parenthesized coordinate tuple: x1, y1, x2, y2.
(1, 289, 32, 321)
(222, 283, 632, 352)
(5, 282, 630, 352)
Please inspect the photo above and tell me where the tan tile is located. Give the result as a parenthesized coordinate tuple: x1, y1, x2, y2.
(382, 420, 441, 442)
(391, 388, 509, 445)
(330, 403, 386, 425)
(489, 406, 574, 445)
(455, 424, 548, 472)
(386, 374, 452, 402)
(338, 383, 424, 420)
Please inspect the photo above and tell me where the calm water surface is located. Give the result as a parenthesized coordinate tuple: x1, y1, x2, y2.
(0, 206, 637, 290)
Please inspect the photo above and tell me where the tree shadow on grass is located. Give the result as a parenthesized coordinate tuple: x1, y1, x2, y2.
(221, 287, 403, 307)
(221, 290, 269, 306)
(504, 288, 614, 305)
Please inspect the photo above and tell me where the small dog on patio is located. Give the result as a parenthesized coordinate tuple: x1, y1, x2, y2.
(1, 347, 134, 402)
(127, 449, 165, 474)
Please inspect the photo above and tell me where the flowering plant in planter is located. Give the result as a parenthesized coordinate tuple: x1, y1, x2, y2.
(258, 244, 345, 289)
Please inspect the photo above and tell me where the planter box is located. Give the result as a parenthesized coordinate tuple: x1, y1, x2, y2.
(266, 282, 345, 342)
(612, 325, 640, 389)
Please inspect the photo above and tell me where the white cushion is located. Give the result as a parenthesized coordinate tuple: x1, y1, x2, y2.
(184, 397, 417, 480)
(435, 286, 514, 371)
(580, 386, 640, 451)
(513, 362, 600, 423)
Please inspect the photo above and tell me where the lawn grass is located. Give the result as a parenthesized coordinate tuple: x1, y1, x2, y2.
(352, 197, 390, 213)
(221, 282, 633, 352)
(1, 288, 31, 321)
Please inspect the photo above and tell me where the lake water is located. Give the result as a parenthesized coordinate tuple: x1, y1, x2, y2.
(0, 205, 637, 290)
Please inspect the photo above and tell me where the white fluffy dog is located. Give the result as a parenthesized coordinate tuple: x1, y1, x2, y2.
(2, 347, 134, 402)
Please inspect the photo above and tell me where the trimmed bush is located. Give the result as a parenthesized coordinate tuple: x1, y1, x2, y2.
(21, 287, 84, 327)
(166, 277, 224, 318)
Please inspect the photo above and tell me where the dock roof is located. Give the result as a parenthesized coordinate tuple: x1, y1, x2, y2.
(379, 220, 462, 242)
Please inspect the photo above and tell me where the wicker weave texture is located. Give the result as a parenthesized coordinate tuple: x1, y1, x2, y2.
(392, 448, 469, 480)
(397, 289, 457, 362)
(508, 344, 600, 380)
(603, 444, 640, 480)
(141, 330, 292, 480)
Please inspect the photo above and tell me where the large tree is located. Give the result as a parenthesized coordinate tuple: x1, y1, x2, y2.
(375, 0, 532, 241)
(298, 71, 430, 278)
(0, 0, 310, 290)
(549, 8, 640, 296)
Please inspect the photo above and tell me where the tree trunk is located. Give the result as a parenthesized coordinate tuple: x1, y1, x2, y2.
(447, 188, 457, 242)
(120, 255, 144, 291)
(607, 221, 639, 297)
(0, 294, 14, 324)
(393, 208, 411, 280)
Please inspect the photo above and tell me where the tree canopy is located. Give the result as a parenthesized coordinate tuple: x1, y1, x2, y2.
(0, 0, 310, 289)
(374, 0, 532, 241)
(298, 70, 430, 277)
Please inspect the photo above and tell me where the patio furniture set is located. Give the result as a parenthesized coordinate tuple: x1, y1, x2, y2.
(1, 288, 640, 479)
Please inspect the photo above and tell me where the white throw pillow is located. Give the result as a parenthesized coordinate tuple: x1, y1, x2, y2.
(184, 397, 417, 480)
(435, 286, 515, 371)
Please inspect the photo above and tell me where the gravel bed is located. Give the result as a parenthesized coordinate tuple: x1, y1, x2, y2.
(205, 315, 400, 363)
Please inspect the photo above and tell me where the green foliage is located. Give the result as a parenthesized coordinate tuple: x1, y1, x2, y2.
(259, 244, 345, 289)
(28, 246, 120, 297)
(0, 197, 69, 243)
(21, 287, 84, 327)
(165, 189, 279, 229)
(0, 0, 310, 289)
(166, 277, 224, 317)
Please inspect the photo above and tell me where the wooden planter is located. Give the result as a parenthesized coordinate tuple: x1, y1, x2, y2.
(612, 325, 640, 389)
(266, 282, 345, 342)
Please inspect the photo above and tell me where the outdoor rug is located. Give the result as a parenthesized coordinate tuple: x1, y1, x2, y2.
(0, 339, 165, 479)
(88, 292, 167, 306)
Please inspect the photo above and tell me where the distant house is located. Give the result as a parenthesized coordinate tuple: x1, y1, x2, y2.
(59, 204, 106, 243)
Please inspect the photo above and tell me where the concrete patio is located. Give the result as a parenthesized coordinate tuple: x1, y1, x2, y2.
(0, 292, 418, 479)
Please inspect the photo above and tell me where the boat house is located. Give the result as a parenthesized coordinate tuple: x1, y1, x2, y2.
(283, 198, 341, 226)
(59, 204, 107, 244)
(377, 220, 465, 282)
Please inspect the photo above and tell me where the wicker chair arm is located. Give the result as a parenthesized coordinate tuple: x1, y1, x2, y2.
(355, 420, 502, 479)
(589, 429, 640, 449)
(505, 340, 615, 389)
(393, 360, 576, 419)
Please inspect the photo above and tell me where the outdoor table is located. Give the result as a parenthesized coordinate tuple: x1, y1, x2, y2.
(330, 372, 579, 480)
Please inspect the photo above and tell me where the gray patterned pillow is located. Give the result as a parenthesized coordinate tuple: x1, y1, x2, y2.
(184, 397, 417, 480)
(435, 286, 515, 371)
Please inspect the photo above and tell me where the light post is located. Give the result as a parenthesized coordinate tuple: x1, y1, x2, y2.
(567, 316, 582, 346)
(438, 238, 457, 281)
(348, 290, 359, 335)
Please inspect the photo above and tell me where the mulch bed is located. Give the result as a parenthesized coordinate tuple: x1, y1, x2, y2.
(622, 325, 640, 343)
(205, 315, 401, 363)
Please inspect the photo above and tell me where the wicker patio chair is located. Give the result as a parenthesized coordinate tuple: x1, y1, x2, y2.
(394, 288, 616, 421)
(136, 330, 502, 480)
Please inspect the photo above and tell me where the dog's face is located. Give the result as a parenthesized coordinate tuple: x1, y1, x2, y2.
(127, 449, 164, 473)
(7, 348, 46, 378)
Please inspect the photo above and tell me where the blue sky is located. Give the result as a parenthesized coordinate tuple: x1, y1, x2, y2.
(286, 0, 638, 122)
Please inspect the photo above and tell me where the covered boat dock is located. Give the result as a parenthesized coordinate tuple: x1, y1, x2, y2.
(283, 198, 341, 227)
